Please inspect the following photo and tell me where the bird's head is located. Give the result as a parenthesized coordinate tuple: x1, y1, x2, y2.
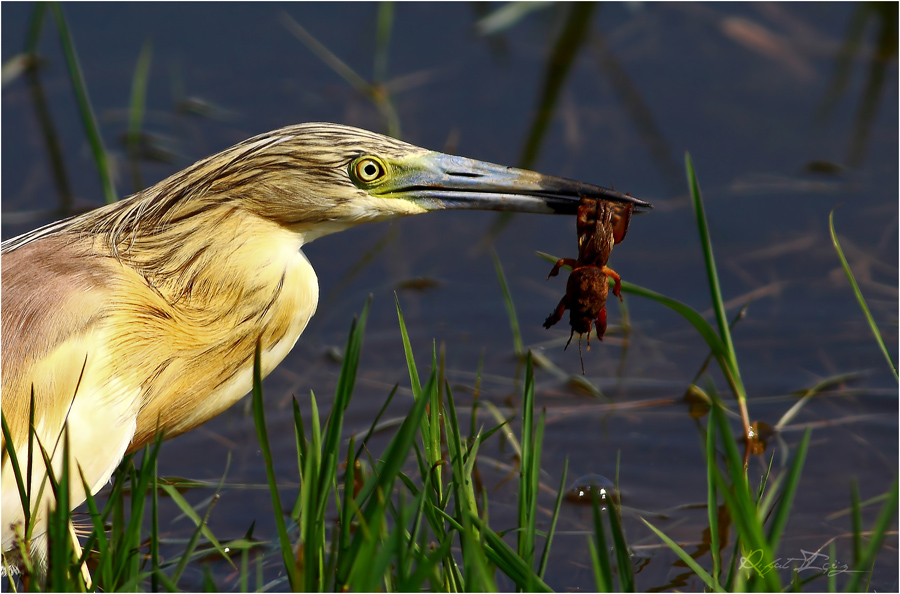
(53, 122, 650, 263)
(127, 122, 651, 244)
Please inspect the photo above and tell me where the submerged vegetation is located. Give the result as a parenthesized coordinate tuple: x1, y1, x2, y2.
(2, 3, 896, 592)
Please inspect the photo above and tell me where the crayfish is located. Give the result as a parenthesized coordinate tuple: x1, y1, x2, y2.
(543, 197, 634, 373)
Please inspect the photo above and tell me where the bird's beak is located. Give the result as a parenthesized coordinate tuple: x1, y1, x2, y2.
(375, 152, 652, 214)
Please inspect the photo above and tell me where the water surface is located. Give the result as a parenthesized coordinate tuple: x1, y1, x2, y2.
(2, 3, 896, 590)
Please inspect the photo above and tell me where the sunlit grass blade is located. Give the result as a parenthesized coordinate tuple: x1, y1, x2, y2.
(775, 371, 862, 430)
(685, 153, 749, 436)
(686, 153, 736, 369)
(641, 516, 726, 593)
(829, 209, 897, 381)
(319, 297, 371, 509)
(395, 294, 423, 396)
(395, 296, 445, 495)
(47, 2, 116, 204)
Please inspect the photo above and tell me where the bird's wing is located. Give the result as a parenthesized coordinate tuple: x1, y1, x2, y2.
(1, 236, 140, 549)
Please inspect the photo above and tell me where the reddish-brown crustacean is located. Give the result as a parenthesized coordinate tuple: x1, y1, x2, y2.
(543, 197, 634, 371)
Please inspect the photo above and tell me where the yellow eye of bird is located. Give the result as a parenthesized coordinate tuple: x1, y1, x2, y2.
(354, 157, 386, 183)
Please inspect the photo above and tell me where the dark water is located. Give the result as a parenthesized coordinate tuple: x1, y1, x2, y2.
(2, 3, 897, 591)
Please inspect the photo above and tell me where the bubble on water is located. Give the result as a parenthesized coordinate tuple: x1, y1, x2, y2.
(565, 474, 620, 508)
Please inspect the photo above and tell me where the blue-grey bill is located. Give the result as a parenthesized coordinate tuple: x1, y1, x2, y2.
(386, 153, 652, 214)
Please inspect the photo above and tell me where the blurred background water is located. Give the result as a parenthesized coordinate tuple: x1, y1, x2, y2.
(2, 3, 897, 590)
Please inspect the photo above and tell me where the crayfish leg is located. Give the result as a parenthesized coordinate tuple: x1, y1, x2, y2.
(543, 296, 567, 329)
(596, 306, 608, 341)
(611, 204, 634, 244)
(547, 258, 578, 279)
(602, 266, 623, 301)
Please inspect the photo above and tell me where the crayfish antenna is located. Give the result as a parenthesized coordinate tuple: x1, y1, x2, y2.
(578, 336, 585, 375)
(564, 330, 575, 350)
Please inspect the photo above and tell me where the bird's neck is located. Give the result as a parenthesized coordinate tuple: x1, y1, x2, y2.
(106, 208, 320, 448)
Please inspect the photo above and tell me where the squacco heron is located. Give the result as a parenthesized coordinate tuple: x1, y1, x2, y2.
(1, 122, 650, 569)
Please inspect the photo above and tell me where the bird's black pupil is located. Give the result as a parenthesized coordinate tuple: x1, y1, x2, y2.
(364, 163, 378, 177)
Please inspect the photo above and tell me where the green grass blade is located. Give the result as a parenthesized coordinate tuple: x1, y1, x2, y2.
(706, 414, 722, 584)
(24, 2, 47, 53)
(170, 494, 220, 585)
(114, 444, 162, 585)
(606, 497, 634, 591)
(463, 513, 554, 592)
(829, 209, 897, 381)
(491, 249, 524, 356)
(845, 475, 899, 592)
(127, 40, 153, 193)
(589, 490, 613, 592)
(280, 12, 369, 92)
(151, 443, 161, 593)
(685, 153, 749, 433)
(850, 479, 862, 566)
(537, 457, 567, 579)
(685, 153, 737, 371)
(157, 483, 232, 567)
(319, 298, 370, 511)
(78, 465, 112, 586)
(373, 1, 393, 85)
(338, 373, 430, 588)
(395, 294, 423, 396)
(250, 341, 297, 590)
(586, 538, 604, 594)
(0, 412, 29, 529)
(48, 2, 116, 204)
(641, 516, 727, 593)
(766, 428, 812, 550)
(45, 429, 72, 590)
(517, 353, 538, 587)
(709, 402, 781, 591)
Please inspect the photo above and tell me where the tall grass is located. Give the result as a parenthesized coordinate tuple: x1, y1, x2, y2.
(6, 201, 895, 589)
